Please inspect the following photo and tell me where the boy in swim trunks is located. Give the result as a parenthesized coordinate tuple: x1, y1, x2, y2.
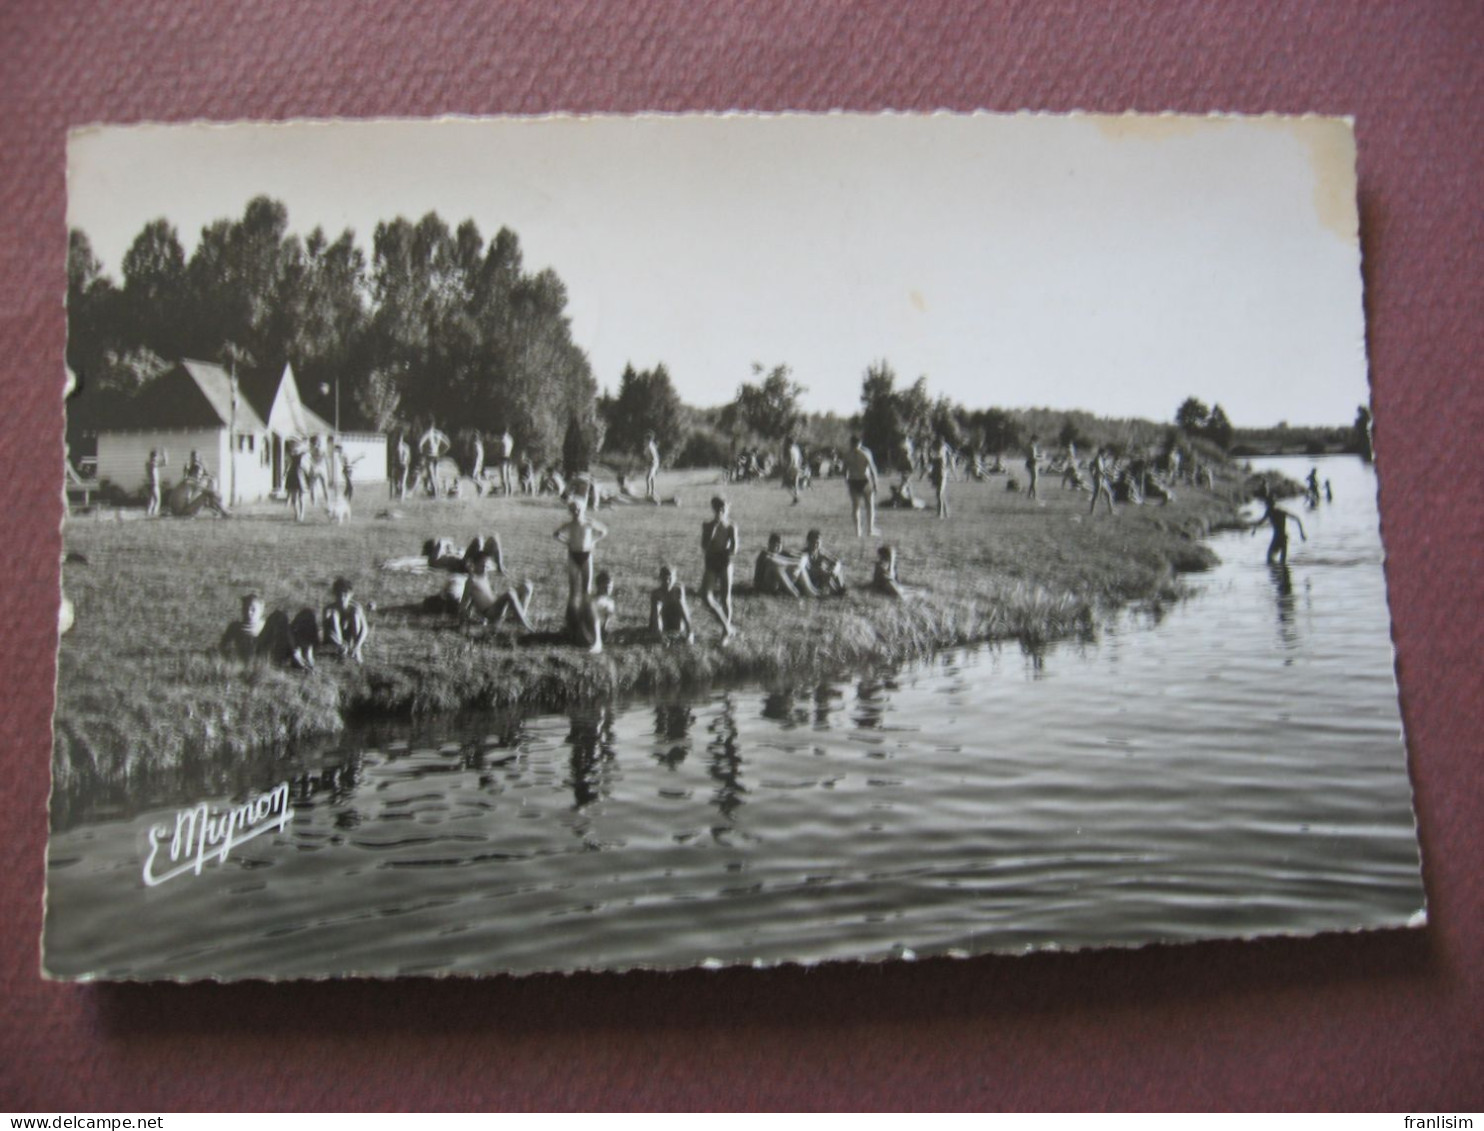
(844, 434, 879, 537)
(322, 577, 371, 663)
(802, 529, 845, 595)
(220, 594, 316, 670)
(460, 554, 537, 635)
(649, 564, 695, 642)
(753, 533, 820, 598)
(574, 570, 617, 654)
(554, 499, 608, 624)
(699, 495, 739, 639)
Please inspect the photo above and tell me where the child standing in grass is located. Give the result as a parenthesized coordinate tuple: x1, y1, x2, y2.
(930, 444, 949, 519)
(649, 564, 695, 642)
(575, 570, 617, 654)
(145, 448, 167, 517)
(700, 495, 739, 639)
(1089, 447, 1115, 516)
(554, 499, 609, 623)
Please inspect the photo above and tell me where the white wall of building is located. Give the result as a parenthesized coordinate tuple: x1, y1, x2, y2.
(96, 428, 223, 496)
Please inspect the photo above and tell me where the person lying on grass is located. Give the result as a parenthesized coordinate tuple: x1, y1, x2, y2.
(700, 495, 739, 640)
(554, 499, 609, 615)
(220, 594, 317, 670)
(322, 577, 371, 664)
(886, 474, 926, 510)
(573, 570, 617, 654)
(649, 564, 695, 642)
(459, 554, 537, 635)
(753, 532, 820, 598)
(802, 529, 846, 596)
(463, 533, 505, 576)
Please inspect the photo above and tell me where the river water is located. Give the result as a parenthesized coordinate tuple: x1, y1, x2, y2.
(44, 456, 1425, 979)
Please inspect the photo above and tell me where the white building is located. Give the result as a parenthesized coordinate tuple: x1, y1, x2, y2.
(93, 360, 386, 503)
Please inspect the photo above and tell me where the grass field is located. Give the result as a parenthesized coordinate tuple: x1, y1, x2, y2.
(55, 464, 1241, 788)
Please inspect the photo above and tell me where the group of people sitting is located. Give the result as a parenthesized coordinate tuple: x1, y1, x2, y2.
(220, 577, 370, 669)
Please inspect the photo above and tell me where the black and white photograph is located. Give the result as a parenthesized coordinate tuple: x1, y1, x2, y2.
(46, 113, 1424, 980)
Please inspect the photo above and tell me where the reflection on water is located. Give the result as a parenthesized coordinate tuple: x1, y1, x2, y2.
(44, 457, 1425, 980)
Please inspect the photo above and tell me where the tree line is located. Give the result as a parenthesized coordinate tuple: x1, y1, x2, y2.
(67, 198, 597, 464)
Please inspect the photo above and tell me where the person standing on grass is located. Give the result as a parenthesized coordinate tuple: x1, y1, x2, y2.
(418, 423, 451, 497)
(699, 495, 739, 639)
(145, 448, 167, 516)
(784, 435, 805, 505)
(285, 439, 309, 522)
(644, 431, 662, 502)
(1250, 485, 1306, 565)
(390, 433, 411, 500)
(498, 427, 515, 496)
(336, 444, 359, 502)
(844, 434, 880, 537)
(1025, 435, 1042, 501)
(322, 577, 371, 664)
(469, 432, 486, 490)
(573, 570, 617, 654)
(554, 499, 609, 624)
(306, 435, 330, 505)
(1089, 446, 1115, 516)
(649, 564, 696, 642)
(930, 442, 949, 519)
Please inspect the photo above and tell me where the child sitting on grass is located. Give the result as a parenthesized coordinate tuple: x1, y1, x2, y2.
(322, 577, 371, 663)
(574, 570, 617, 654)
(649, 564, 695, 642)
(802, 529, 846, 595)
(872, 545, 907, 599)
(459, 554, 537, 635)
(752, 533, 820, 598)
(220, 594, 317, 670)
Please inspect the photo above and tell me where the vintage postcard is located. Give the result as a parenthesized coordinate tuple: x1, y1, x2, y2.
(47, 113, 1423, 980)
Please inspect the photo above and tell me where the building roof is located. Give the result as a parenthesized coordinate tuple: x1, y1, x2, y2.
(95, 359, 340, 437)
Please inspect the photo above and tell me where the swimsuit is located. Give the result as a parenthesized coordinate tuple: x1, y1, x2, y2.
(847, 477, 871, 497)
(569, 550, 592, 568)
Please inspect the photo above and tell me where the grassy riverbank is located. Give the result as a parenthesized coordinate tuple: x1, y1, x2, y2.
(54, 466, 1242, 788)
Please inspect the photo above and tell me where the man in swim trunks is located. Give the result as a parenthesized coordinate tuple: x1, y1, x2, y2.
(1089, 446, 1115, 516)
(554, 499, 609, 625)
(649, 564, 695, 642)
(418, 424, 451, 497)
(498, 427, 515, 496)
(802, 529, 845, 595)
(1025, 435, 1042, 502)
(699, 495, 739, 639)
(644, 432, 661, 502)
(844, 434, 880, 537)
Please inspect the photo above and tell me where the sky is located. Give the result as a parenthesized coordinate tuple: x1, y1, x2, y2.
(67, 113, 1368, 427)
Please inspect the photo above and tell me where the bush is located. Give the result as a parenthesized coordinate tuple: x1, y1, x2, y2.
(674, 428, 731, 469)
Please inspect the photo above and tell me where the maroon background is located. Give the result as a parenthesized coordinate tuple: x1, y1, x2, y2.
(2, 0, 1480, 1111)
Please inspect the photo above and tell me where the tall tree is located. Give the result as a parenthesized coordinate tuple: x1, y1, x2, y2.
(858, 360, 903, 461)
(1204, 403, 1234, 449)
(66, 229, 122, 382)
(726, 363, 805, 443)
(121, 219, 189, 358)
(1175, 396, 1210, 433)
(600, 362, 684, 458)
